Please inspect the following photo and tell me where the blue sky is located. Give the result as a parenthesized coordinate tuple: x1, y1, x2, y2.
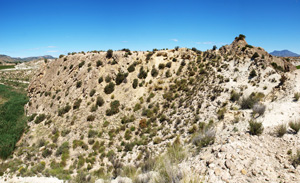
(0, 0, 299, 58)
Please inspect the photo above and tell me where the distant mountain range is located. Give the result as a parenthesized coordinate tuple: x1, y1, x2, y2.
(0, 54, 55, 63)
(269, 50, 300, 57)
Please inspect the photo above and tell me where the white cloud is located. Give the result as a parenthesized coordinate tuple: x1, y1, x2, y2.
(196, 41, 214, 45)
(47, 46, 56, 48)
(47, 50, 59, 53)
(195, 41, 228, 45)
(170, 39, 178, 42)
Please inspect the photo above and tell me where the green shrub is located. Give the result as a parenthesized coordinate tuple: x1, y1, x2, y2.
(96, 96, 104, 107)
(87, 115, 95, 121)
(158, 63, 165, 70)
(42, 149, 52, 158)
(127, 63, 136, 72)
(289, 120, 300, 133)
(230, 90, 240, 102)
(236, 34, 246, 41)
(106, 100, 120, 116)
(251, 52, 259, 60)
(28, 113, 37, 122)
(76, 81, 82, 88)
(96, 60, 103, 67)
(58, 104, 71, 116)
(248, 120, 263, 135)
(105, 75, 112, 83)
(271, 62, 284, 72)
(249, 69, 257, 78)
(77, 155, 85, 169)
(88, 129, 98, 138)
(124, 130, 131, 140)
(98, 76, 103, 84)
(166, 62, 172, 68)
(73, 99, 82, 109)
(116, 72, 128, 85)
(90, 104, 97, 112)
(292, 150, 300, 168)
(56, 142, 69, 156)
(217, 108, 226, 120)
(34, 114, 46, 124)
(294, 92, 300, 101)
(78, 61, 85, 68)
(73, 140, 88, 150)
(240, 94, 260, 109)
(31, 161, 46, 173)
(276, 124, 287, 137)
(89, 89, 96, 97)
(132, 79, 138, 89)
(138, 67, 147, 79)
(165, 70, 171, 77)
(134, 103, 141, 111)
(106, 49, 113, 59)
(146, 52, 153, 61)
(104, 82, 115, 94)
(153, 137, 162, 144)
(192, 128, 215, 150)
(151, 67, 158, 77)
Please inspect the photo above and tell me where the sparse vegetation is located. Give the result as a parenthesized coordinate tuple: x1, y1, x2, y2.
(248, 120, 263, 136)
(251, 52, 259, 60)
(87, 115, 95, 121)
(96, 60, 103, 67)
(106, 49, 113, 59)
(132, 79, 138, 89)
(116, 72, 128, 85)
(236, 34, 246, 41)
(76, 81, 82, 88)
(138, 67, 147, 79)
(292, 150, 300, 168)
(89, 89, 96, 97)
(96, 96, 104, 107)
(230, 90, 240, 102)
(106, 100, 120, 116)
(104, 82, 115, 94)
(289, 120, 300, 133)
(276, 124, 287, 137)
(127, 63, 136, 72)
(78, 61, 85, 68)
(58, 104, 71, 116)
(34, 114, 46, 124)
(192, 127, 215, 150)
(240, 93, 261, 109)
(294, 92, 300, 101)
(249, 69, 257, 78)
(151, 67, 159, 77)
(73, 99, 82, 109)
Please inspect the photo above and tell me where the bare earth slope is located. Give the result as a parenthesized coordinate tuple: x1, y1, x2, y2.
(1, 36, 300, 182)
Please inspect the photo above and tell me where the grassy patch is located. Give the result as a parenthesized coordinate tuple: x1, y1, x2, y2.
(0, 65, 15, 70)
(296, 65, 300, 69)
(0, 84, 28, 159)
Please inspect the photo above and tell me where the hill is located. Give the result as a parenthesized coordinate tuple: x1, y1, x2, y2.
(0, 54, 55, 64)
(269, 50, 300, 57)
(1, 35, 300, 183)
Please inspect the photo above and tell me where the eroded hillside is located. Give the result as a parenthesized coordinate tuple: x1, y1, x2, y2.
(1, 35, 300, 183)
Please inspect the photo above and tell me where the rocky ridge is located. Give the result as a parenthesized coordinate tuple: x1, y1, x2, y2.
(1, 35, 300, 182)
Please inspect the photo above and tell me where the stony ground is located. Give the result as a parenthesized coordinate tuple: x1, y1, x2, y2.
(1, 36, 300, 182)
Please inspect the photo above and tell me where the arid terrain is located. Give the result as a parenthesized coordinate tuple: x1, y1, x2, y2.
(1, 35, 300, 183)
